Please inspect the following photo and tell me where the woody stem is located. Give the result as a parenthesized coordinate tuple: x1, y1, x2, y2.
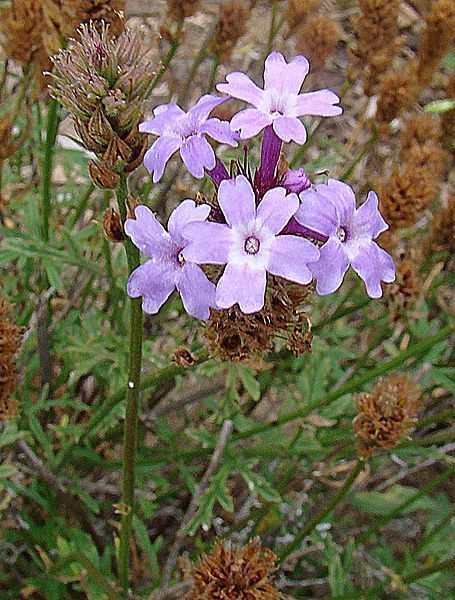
(116, 174, 143, 594)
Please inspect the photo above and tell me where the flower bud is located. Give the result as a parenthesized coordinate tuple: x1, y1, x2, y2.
(282, 168, 311, 194)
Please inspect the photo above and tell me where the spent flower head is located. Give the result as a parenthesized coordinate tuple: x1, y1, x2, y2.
(295, 178, 395, 298)
(49, 21, 155, 187)
(217, 51, 342, 144)
(125, 201, 216, 319)
(186, 538, 280, 599)
(354, 374, 421, 458)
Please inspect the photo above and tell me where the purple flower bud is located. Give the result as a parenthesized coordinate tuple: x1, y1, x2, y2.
(282, 168, 311, 194)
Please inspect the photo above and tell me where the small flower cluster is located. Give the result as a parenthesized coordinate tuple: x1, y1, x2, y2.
(124, 52, 395, 356)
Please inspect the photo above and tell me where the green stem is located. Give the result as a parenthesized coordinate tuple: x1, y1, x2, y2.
(116, 174, 143, 594)
(417, 408, 455, 429)
(278, 459, 365, 560)
(206, 52, 221, 93)
(263, 1, 279, 60)
(42, 98, 60, 243)
(69, 182, 95, 227)
(340, 128, 379, 182)
(358, 465, 454, 544)
(150, 27, 182, 95)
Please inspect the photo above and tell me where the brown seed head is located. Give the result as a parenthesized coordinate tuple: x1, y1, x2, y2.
(0, 299, 23, 422)
(295, 14, 341, 72)
(416, 0, 455, 86)
(204, 277, 313, 362)
(379, 164, 434, 230)
(49, 21, 155, 187)
(424, 195, 455, 259)
(384, 249, 420, 322)
(0, 0, 52, 93)
(284, 0, 320, 38)
(375, 71, 417, 124)
(350, 0, 402, 94)
(167, 0, 201, 22)
(210, 0, 252, 60)
(186, 538, 280, 599)
(354, 374, 421, 458)
(42, 1, 125, 55)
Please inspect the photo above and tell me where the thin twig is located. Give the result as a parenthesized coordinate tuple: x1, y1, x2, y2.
(18, 442, 104, 555)
(161, 420, 234, 588)
(153, 580, 193, 600)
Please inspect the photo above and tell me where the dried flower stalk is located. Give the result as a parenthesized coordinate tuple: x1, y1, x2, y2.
(0, 0, 51, 92)
(354, 374, 421, 458)
(415, 0, 455, 87)
(284, 0, 320, 38)
(210, 0, 252, 60)
(42, 0, 125, 55)
(350, 0, 401, 95)
(295, 14, 341, 72)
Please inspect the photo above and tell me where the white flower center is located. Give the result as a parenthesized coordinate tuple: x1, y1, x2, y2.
(244, 236, 260, 254)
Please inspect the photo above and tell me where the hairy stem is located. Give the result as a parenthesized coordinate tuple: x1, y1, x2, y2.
(116, 174, 143, 593)
(279, 459, 364, 560)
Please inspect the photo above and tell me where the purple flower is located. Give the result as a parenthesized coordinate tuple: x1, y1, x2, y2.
(182, 175, 320, 314)
(282, 168, 311, 194)
(294, 179, 396, 298)
(125, 201, 216, 318)
(139, 95, 238, 182)
(216, 51, 342, 144)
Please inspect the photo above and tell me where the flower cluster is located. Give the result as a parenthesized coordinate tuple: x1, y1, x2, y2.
(124, 51, 395, 354)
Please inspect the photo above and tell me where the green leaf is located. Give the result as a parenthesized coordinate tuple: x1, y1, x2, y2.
(238, 466, 281, 503)
(238, 366, 261, 401)
(350, 485, 437, 516)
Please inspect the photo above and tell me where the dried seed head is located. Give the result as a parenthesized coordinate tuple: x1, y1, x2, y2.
(210, 0, 252, 60)
(295, 14, 341, 72)
(0, 0, 51, 92)
(399, 113, 446, 177)
(354, 374, 421, 458)
(0, 299, 23, 422)
(424, 195, 455, 259)
(375, 71, 417, 124)
(350, 0, 402, 94)
(49, 21, 155, 187)
(167, 0, 201, 22)
(284, 0, 320, 38)
(415, 0, 455, 87)
(0, 114, 16, 166)
(42, 0, 125, 55)
(186, 538, 280, 600)
(384, 248, 420, 322)
(379, 164, 434, 230)
(204, 277, 313, 362)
